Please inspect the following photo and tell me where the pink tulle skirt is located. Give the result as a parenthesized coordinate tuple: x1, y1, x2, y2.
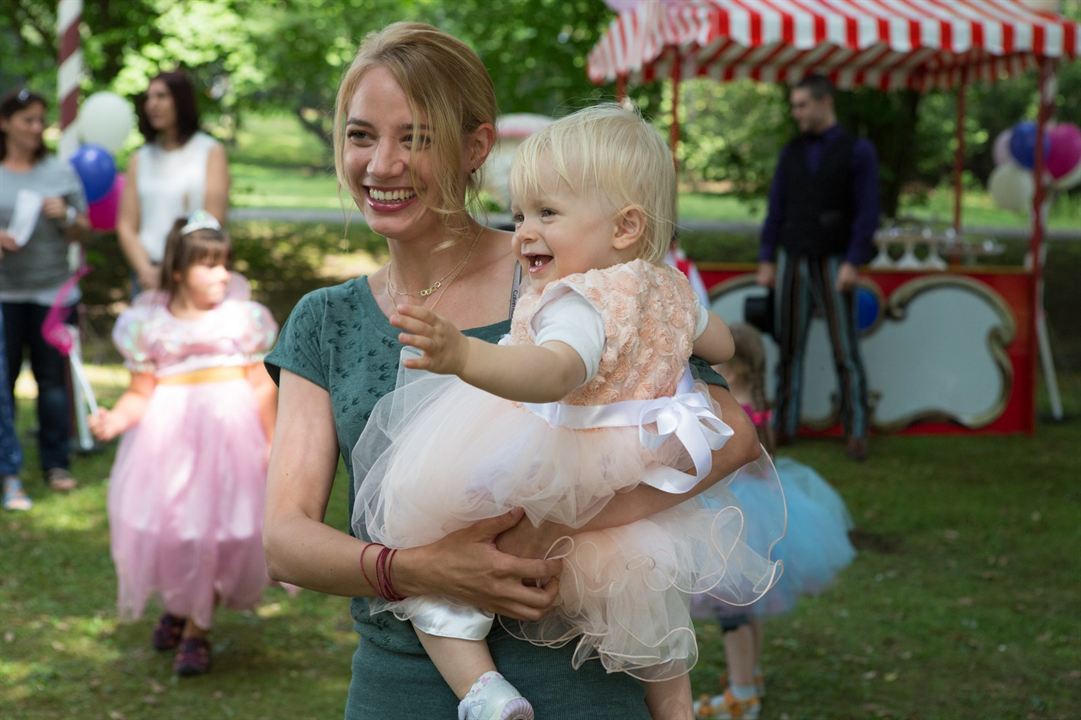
(353, 369, 785, 681)
(108, 378, 270, 629)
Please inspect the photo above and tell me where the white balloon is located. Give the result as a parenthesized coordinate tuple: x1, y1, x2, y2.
(988, 163, 1034, 213)
(992, 129, 1013, 166)
(78, 91, 135, 154)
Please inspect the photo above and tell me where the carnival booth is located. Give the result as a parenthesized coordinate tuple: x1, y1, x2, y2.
(590, 0, 1081, 435)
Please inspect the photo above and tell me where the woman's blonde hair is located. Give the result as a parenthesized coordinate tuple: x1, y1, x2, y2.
(508, 103, 676, 263)
(333, 22, 497, 236)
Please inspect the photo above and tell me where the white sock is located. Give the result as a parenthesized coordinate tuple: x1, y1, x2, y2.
(458, 671, 533, 720)
(730, 683, 757, 702)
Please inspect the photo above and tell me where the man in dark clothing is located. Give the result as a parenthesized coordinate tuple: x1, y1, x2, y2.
(756, 75, 879, 461)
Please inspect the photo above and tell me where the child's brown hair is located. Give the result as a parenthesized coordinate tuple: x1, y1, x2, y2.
(159, 213, 230, 297)
(727, 322, 775, 455)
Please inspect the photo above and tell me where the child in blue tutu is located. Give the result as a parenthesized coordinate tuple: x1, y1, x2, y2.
(694, 323, 856, 719)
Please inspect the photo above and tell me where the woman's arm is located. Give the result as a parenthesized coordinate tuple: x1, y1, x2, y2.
(116, 155, 158, 288)
(692, 312, 736, 365)
(263, 370, 563, 619)
(497, 384, 761, 557)
(39, 196, 90, 243)
(203, 143, 229, 223)
(87, 372, 156, 441)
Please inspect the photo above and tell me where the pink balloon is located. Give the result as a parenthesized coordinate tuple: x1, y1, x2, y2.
(1046, 123, 1081, 180)
(87, 174, 124, 231)
(993, 129, 1013, 166)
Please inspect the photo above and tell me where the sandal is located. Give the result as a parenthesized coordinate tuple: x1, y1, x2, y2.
(2, 476, 33, 511)
(151, 612, 187, 651)
(44, 467, 77, 492)
(174, 637, 212, 677)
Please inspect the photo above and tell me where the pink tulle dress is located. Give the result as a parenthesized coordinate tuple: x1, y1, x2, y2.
(353, 260, 785, 682)
(107, 274, 277, 630)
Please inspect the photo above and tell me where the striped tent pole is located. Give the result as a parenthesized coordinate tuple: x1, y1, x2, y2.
(57, 0, 96, 451)
(57, 0, 83, 161)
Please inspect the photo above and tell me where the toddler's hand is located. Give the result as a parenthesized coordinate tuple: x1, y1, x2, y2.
(391, 304, 468, 375)
(88, 408, 124, 442)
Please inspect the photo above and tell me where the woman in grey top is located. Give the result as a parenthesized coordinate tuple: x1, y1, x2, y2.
(0, 88, 89, 494)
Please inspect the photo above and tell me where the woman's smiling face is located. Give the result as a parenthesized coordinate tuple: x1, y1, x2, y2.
(343, 66, 442, 243)
(1, 101, 46, 156)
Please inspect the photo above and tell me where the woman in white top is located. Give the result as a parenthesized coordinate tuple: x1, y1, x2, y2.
(117, 70, 229, 292)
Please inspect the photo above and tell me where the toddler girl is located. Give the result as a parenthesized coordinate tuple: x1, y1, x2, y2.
(352, 105, 785, 720)
(694, 322, 856, 719)
(90, 212, 278, 676)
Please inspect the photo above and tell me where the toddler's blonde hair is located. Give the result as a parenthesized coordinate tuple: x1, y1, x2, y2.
(509, 103, 675, 264)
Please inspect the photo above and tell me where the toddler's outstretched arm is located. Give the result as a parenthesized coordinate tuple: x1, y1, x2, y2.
(693, 311, 735, 366)
(392, 304, 586, 403)
(87, 372, 156, 441)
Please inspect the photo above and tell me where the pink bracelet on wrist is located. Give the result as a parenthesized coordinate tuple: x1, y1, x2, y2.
(360, 543, 407, 601)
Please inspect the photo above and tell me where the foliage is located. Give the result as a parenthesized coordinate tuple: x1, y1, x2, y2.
(3, 0, 1080, 213)
(658, 79, 790, 197)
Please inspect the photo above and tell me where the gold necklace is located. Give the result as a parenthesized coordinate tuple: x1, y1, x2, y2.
(384, 228, 483, 311)
(385, 257, 460, 315)
(386, 230, 482, 298)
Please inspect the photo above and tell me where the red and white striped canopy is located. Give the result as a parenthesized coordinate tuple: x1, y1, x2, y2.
(588, 0, 1081, 91)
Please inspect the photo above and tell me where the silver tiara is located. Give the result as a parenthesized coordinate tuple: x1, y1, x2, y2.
(180, 210, 222, 236)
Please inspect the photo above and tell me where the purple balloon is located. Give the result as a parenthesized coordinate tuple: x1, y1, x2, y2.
(87, 174, 124, 231)
(1047, 124, 1081, 180)
(69, 143, 116, 203)
(1008, 121, 1051, 170)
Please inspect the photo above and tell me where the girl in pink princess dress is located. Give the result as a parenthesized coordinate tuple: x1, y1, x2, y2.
(351, 105, 786, 720)
(89, 212, 278, 677)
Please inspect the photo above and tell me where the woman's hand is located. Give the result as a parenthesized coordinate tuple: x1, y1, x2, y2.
(41, 196, 69, 222)
(495, 514, 567, 560)
(136, 264, 161, 291)
(0, 231, 19, 252)
(397, 510, 563, 621)
(391, 304, 468, 375)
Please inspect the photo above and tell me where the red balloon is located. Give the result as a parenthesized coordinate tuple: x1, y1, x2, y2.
(1047, 124, 1081, 180)
(87, 174, 124, 231)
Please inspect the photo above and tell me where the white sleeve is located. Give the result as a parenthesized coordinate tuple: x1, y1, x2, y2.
(531, 289, 606, 384)
(693, 299, 710, 340)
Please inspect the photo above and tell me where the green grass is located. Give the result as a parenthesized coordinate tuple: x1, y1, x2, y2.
(3, 361, 1078, 718)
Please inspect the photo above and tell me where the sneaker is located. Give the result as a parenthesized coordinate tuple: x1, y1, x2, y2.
(44, 467, 77, 492)
(457, 671, 534, 720)
(174, 637, 211, 677)
(2, 476, 33, 511)
(702, 688, 760, 720)
(708, 672, 766, 699)
(151, 612, 187, 651)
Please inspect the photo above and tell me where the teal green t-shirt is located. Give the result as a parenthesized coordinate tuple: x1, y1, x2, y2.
(265, 275, 726, 719)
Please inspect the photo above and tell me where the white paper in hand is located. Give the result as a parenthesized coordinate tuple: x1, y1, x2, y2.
(7, 189, 43, 247)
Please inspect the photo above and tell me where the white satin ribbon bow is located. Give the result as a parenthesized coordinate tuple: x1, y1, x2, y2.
(523, 366, 734, 495)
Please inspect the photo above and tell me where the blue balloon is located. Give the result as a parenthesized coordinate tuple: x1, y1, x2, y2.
(1008, 121, 1051, 170)
(855, 285, 879, 333)
(69, 143, 116, 203)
